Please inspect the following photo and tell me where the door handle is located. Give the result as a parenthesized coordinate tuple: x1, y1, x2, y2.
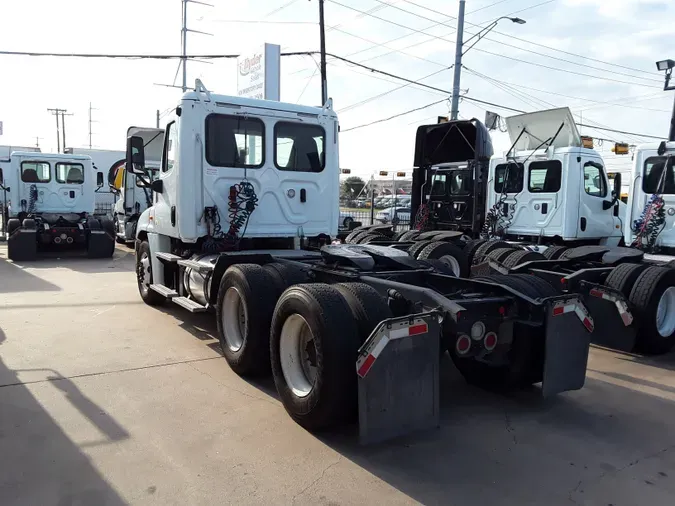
(171, 206, 176, 226)
(541, 203, 548, 214)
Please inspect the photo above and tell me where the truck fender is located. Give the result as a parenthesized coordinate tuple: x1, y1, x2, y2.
(136, 208, 154, 239)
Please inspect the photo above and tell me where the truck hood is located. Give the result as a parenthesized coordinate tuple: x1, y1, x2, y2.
(505, 107, 581, 152)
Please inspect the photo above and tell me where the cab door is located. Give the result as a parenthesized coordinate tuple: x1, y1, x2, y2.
(576, 157, 616, 239)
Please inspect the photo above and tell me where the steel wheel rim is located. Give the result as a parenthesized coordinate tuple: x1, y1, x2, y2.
(439, 254, 461, 277)
(222, 287, 246, 352)
(344, 217, 353, 227)
(138, 252, 151, 295)
(656, 286, 675, 337)
(279, 313, 317, 398)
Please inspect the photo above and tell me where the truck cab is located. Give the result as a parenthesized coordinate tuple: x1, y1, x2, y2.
(410, 118, 493, 236)
(129, 80, 339, 289)
(487, 107, 624, 245)
(0, 151, 114, 260)
(625, 140, 675, 251)
(111, 127, 163, 244)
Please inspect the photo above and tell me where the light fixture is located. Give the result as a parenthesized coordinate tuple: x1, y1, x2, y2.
(509, 17, 526, 24)
(656, 59, 675, 71)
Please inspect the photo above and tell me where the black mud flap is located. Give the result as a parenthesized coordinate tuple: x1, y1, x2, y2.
(542, 296, 593, 397)
(7, 228, 37, 261)
(87, 230, 115, 258)
(356, 313, 440, 445)
(579, 281, 636, 352)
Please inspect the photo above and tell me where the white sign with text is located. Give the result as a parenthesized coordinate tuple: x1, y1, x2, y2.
(237, 43, 280, 101)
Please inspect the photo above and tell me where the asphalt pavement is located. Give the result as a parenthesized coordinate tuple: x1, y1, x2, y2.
(1, 243, 674, 505)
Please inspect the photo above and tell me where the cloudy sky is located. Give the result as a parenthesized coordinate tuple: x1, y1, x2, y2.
(0, 0, 672, 179)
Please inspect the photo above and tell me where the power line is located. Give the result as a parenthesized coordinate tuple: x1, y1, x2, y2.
(0, 50, 318, 59)
(338, 66, 452, 113)
(264, 0, 301, 18)
(370, 0, 660, 84)
(575, 124, 663, 140)
(400, 0, 658, 78)
(465, 0, 514, 15)
(473, 48, 663, 89)
(342, 99, 447, 132)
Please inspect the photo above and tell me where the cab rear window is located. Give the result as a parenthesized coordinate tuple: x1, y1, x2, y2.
(21, 161, 50, 183)
(528, 160, 562, 193)
(494, 163, 524, 193)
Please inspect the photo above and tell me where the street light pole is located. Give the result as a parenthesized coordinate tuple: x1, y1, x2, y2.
(318, 0, 328, 106)
(450, 0, 466, 120)
(450, 4, 526, 120)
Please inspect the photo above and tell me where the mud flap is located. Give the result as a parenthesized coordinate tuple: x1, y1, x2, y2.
(87, 230, 115, 258)
(7, 228, 37, 261)
(542, 296, 593, 397)
(579, 281, 636, 352)
(356, 313, 440, 445)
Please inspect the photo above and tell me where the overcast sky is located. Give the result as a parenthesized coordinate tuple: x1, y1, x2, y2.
(0, 0, 672, 178)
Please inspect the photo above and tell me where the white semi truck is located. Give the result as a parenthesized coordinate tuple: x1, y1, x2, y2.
(109, 127, 163, 245)
(127, 80, 598, 441)
(0, 151, 115, 260)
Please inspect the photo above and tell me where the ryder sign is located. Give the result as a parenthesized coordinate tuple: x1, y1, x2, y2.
(237, 43, 281, 101)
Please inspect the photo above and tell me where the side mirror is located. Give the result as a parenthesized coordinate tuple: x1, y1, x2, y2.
(612, 172, 621, 197)
(96, 172, 104, 187)
(658, 141, 667, 156)
(151, 179, 163, 193)
(126, 135, 145, 174)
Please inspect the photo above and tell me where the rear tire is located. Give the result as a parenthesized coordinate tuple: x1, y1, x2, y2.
(263, 262, 310, 295)
(345, 229, 369, 244)
(407, 240, 436, 259)
(417, 242, 469, 277)
(334, 283, 392, 344)
(502, 250, 545, 269)
(136, 240, 165, 306)
(216, 264, 278, 375)
(463, 239, 487, 265)
(359, 233, 387, 244)
(486, 247, 518, 263)
(398, 230, 421, 242)
(543, 245, 568, 260)
(629, 266, 675, 354)
(270, 284, 361, 430)
(605, 263, 650, 297)
(472, 240, 509, 264)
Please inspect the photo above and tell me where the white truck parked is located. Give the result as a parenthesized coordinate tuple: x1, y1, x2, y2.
(110, 127, 163, 245)
(126, 80, 598, 442)
(64, 147, 126, 218)
(485, 107, 625, 248)
(0, 151, 115, 260)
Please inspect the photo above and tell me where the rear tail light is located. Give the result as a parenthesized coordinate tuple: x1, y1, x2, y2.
(455, 334, 471, 355)
(470, 321, 486, 340)
(483, 332, 498, 351)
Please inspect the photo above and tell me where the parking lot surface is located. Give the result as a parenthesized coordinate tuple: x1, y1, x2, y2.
(1, 244, 675, 506)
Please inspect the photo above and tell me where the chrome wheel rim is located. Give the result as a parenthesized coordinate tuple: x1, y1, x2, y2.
(656, 287, 675, 337)
(222, 287, 247, 352)
(138, 252, 151, 295)
(279, 314, 317, 398)
(439, 254, 461, 277)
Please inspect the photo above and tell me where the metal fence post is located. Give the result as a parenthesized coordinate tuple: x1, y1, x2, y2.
(370, 190, 375, 226)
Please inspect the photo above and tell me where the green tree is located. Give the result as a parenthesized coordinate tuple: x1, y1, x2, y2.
(341, 176, 366, 199)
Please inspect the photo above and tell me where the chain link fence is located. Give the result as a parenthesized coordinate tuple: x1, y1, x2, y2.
(339, 208, 411, 233)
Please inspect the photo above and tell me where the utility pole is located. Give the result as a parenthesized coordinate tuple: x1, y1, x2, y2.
(47, 108, 63, 153)
(156, 109, 160, 128)
(450, 0, 466, 120)
(35, 137, 42, 149)
(181, 0, 213, 92)
(88, 102, 98, 149)
(450, 4, 526, 120)
(318, 0, 328, 105)
(60, 110, 73, 152)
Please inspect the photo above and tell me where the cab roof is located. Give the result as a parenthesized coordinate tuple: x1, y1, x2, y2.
(11, 151, 92, 162)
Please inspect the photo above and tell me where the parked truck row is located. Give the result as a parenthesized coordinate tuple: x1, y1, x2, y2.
(117, 79, 674, 443)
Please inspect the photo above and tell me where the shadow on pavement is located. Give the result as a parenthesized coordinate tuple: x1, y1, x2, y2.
(10, 247, 136, 275)
(0, 257, 61, 293)
(0, 327, 129, 506)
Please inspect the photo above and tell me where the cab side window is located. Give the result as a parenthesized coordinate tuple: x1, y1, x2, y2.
(583, 163, 607, 198)
(21, 161, 50, 183)
(162, 122, 177, 173)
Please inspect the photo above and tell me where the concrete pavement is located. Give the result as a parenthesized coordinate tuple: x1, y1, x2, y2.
(1, 244, 675, 505)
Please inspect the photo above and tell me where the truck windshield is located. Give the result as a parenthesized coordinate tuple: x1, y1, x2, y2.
(494, 163, 524, 193)
(643, 156, 675, 194)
